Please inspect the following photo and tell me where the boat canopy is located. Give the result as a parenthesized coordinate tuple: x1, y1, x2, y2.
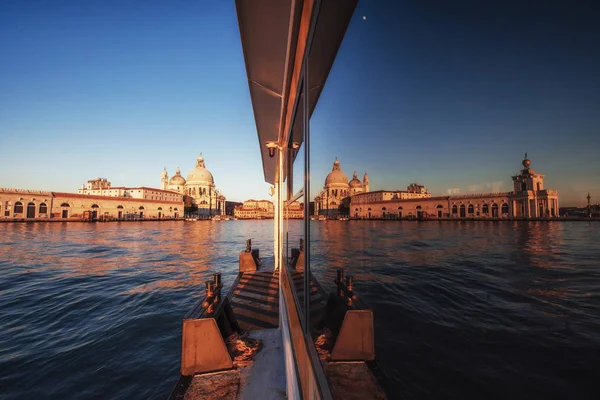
(235, 0, 358, 184)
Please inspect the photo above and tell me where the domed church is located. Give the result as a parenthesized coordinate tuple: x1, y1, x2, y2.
(161, 154, 226, 216)
(314, 158, 369, 215)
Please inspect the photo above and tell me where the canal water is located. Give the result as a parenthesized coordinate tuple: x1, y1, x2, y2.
(0, 221, 598, 399)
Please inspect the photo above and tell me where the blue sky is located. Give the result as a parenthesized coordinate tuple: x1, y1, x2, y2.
(1, 1, 599, 205)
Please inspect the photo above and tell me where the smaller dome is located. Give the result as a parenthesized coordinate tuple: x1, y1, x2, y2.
(349, 171, 362, 188)
(169, 167, 186, 186)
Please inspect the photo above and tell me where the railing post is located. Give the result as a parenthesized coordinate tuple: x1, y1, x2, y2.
(346, 276, 354, 306)
(213, 273, 222, 288)
(337, 268, 345, 297)
(346, 276, 354, 291)
(205, 281, 214, 298)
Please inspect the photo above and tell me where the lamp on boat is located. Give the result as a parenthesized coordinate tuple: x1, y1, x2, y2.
(265, 141, 278, 158)
(292, 141, 300, 157)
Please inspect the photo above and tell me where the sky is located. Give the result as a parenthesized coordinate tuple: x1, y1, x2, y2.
(1, 1, 599, 206)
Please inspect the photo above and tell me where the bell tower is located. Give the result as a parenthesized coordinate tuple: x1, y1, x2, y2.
(161, 167, 169, 191)
(363, 172, 370, 193)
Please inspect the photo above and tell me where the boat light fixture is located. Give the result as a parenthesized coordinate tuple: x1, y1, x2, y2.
(266, 141, 278, 158)
(292, 142, 300, 157)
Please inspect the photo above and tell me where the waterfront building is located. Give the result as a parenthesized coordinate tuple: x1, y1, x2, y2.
(78, 178, 183, 202)
(314, 158, 370, 216)
(347, 155, 559, 219)
(161, 154, 226, 216)
(0, 188, 183, 220)
(283, 201, 304, 219)
(313, 157, 434, 216)
(234, 199, 303, 219)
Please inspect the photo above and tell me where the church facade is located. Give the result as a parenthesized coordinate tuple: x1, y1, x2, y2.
(161, 154, 226, 216)
(313, 158, 370, 216)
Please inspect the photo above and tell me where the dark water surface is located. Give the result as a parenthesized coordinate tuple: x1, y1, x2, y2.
(1, 221, 598, 399)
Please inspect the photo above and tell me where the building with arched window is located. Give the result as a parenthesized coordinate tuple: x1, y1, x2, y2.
(348, 155, 559, 220)
(0, 188, 183, 220)
(314, 158, 370, 216)
(161, 153, 226, 216)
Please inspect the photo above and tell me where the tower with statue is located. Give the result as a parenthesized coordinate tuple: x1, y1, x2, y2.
(509, 153, 559, 218)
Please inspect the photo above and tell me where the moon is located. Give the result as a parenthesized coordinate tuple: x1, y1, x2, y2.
(362, 16, 367, 20)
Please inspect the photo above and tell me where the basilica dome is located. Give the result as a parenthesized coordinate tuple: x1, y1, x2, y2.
(324, 158, 349, 186)
(186, 154, 214, 185)
(169, 167, 186, 186)
(349, 171, 362, 188)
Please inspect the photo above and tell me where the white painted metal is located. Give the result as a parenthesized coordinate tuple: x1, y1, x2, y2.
(277, 147, 301, 399)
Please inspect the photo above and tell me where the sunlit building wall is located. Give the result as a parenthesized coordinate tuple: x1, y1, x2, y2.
(234, 199, 303, 219)
(348, 156, 559, 219)
(0, 189, 183, 220)
(78, 179, 183, 202)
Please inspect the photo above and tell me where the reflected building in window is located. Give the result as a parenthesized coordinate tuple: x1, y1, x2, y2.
(321, 155, 559, 220)
(314, 158, 369, 216)
(510, 154, 559, 218)
(233, 199, 303, 219)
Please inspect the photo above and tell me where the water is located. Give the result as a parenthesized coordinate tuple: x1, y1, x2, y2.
(0, 221, 598, 399)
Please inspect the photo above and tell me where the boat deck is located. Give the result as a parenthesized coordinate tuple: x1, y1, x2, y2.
(171, 259, 388, 400)
(230, 271, 279, 330)
(182, 329, 286, 400)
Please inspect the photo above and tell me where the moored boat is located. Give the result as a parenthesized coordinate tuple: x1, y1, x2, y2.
(168, 1, 390, 398)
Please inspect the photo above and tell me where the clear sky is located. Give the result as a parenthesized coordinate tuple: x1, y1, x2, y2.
(1, 1, 599, 206)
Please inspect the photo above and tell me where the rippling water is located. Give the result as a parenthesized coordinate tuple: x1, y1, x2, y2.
(1, 221, 599, 399)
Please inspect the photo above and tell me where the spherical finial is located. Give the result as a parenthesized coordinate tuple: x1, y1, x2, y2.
(522, 153, 531, 169)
